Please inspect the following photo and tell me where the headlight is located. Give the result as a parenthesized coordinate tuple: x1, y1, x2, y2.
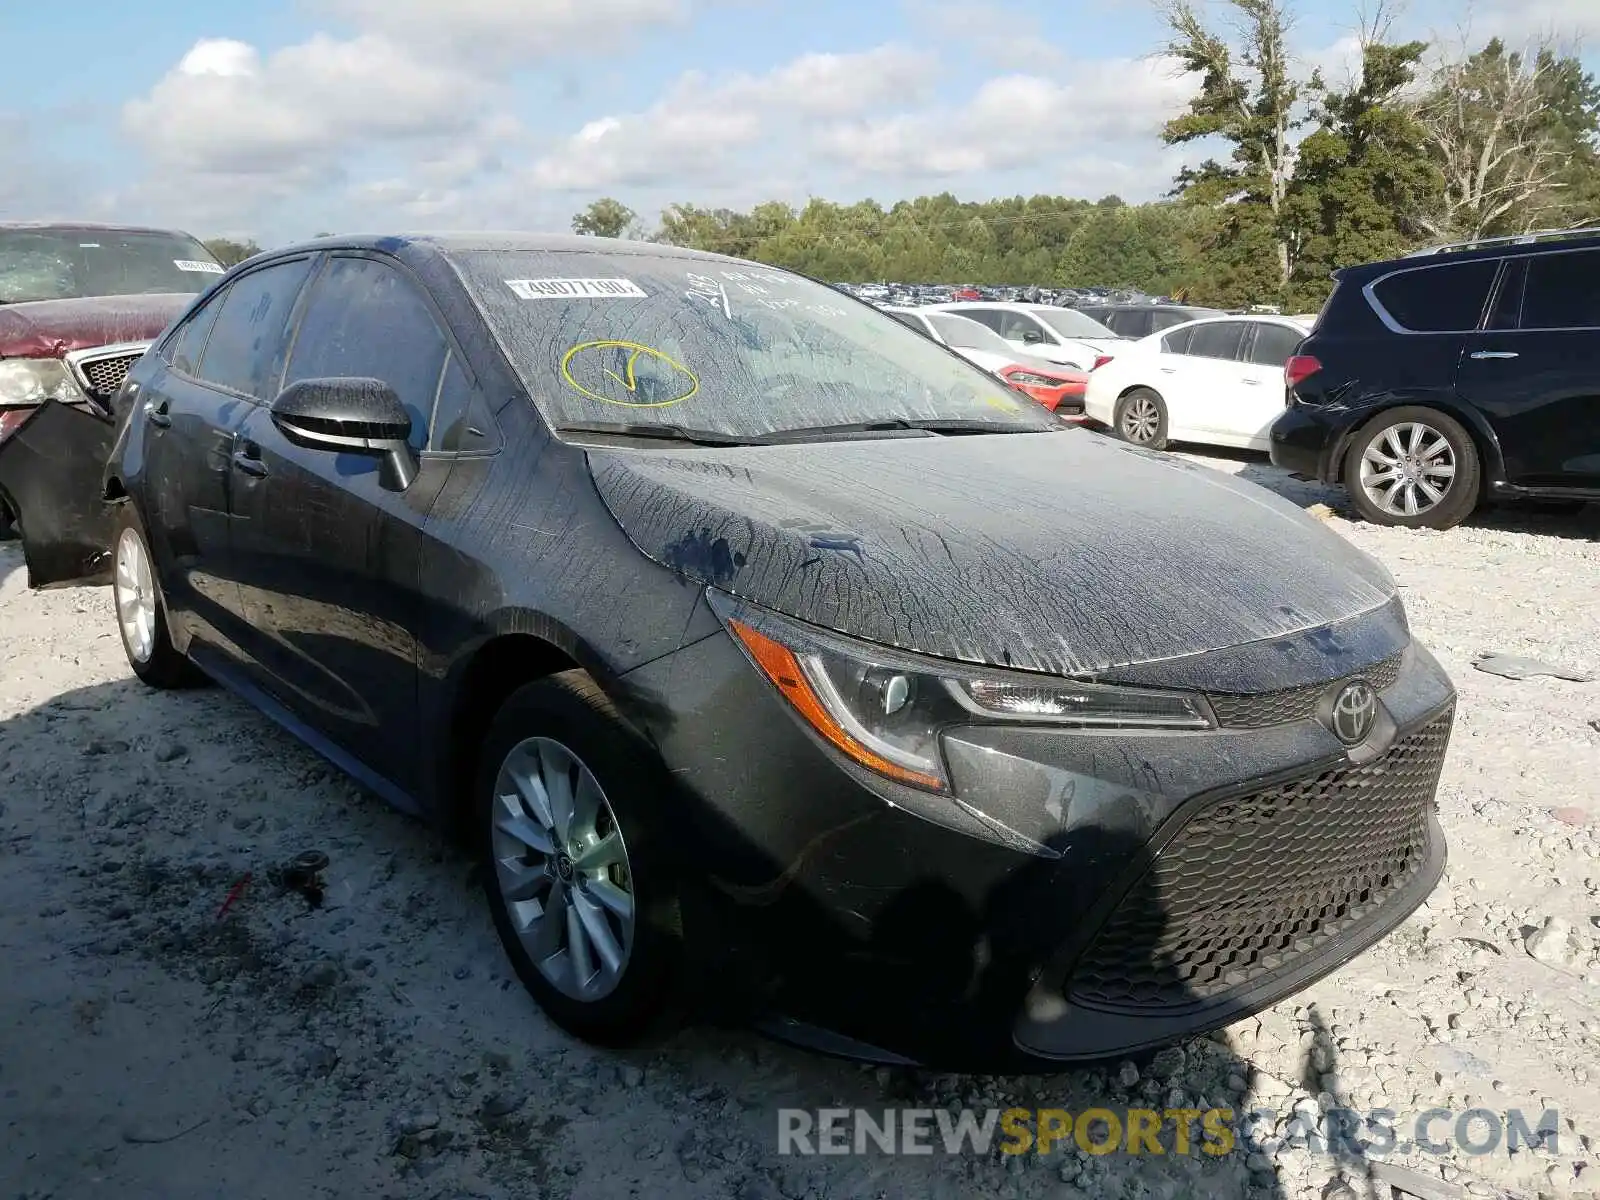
(0, 358, 87, 406)
(707, 591, 1213, 794)
(1004, 371, 1060, 387)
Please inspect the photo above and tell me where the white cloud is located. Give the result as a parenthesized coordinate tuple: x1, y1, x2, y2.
(913, 0, 1065, 70)
(528, 45, 938, 191)
(1466, 1, 1600, 44)
(814, 56, 1198, 182)
(318, 0, 690, 65)
(123, 35, 487, 175)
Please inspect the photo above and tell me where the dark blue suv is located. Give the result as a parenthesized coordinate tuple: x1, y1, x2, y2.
(1270, 229, 1600, 529)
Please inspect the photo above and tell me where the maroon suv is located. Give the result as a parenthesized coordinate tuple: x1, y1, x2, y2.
(0, 222, 222, 566)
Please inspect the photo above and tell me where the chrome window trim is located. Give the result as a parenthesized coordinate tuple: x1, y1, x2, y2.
(1361, 259, 1500, 335)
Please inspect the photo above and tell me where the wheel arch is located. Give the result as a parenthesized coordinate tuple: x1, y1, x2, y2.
(1335, 398, 1506, 499)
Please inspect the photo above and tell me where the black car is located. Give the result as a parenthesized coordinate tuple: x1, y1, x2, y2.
(1075, 304, 1225, 338)
(1270, 228, 1600, 529)
(0, 234, 1457, 1070)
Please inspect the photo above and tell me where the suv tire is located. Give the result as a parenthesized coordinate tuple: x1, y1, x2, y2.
(1344, 406, 1480, 530)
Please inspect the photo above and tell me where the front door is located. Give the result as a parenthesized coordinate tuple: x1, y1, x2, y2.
(138, 256, 316, 649)
(227, 254, 457, 793)
(1456, 250, 1600, 489)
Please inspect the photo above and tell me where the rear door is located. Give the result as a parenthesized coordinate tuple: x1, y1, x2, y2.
(227, 253, 488, 791)
(139, 256, 316, 647)
(1230, 321, 1307, 445)
(1457, 248, 1600, 489)
(1163, 320, 1251, 440)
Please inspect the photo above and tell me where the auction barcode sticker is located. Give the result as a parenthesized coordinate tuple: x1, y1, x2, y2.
(506, 278, 646, 300)
(174, 259, 225, 273)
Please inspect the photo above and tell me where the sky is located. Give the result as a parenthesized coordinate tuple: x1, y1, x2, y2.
(2, 0, 1596, 244)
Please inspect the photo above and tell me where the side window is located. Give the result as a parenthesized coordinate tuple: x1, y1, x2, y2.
(429, 353, 501, 454)
(1370, 260, 1497, 333)
(1248, 323, 1304, 366)
(1149, 310, 1187, 334)
(999, 311, 1053, 342)
(1487, 260, 1526, 331)
(1119, 311, 1155, 338)
(196, 258, 314, 397)
(283, 256, 449, 452)
(1520, 249, 1600, 329)
(1186, 322, 1247, 360)
(960, 308, 1006, 334)
(1161, 326, 1195, 355)
(887, 311, 926, 333)
(168, 292, 225, 376)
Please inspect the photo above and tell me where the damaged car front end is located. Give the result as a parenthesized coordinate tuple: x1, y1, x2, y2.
(0, 223, 223, 585)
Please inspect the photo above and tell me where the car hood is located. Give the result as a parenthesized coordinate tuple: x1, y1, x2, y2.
(588, 429, 1395, 677)
(0, 293, 195, 358)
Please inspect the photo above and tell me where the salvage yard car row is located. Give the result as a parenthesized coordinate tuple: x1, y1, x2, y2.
(0, 219, 1591, 1073)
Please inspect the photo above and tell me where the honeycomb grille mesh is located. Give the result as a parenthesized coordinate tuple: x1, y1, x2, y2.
(1067, 708, 1452, 1013)
(1206, 653, 1403, 729)
(80, 354, 142, 401)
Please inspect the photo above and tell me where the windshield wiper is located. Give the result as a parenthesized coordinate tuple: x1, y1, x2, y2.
(554, 420, 759, 447)
(756, 417, 1045, 442)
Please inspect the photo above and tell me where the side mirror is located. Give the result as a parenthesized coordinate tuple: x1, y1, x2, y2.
(1020, 329, 1045, 345)
(270, 377, 417, 491)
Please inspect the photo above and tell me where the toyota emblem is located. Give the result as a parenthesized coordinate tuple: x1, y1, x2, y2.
(1329, 680, 1378, 746)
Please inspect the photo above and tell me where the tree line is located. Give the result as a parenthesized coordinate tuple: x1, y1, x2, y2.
(569, 2, 1600, 310)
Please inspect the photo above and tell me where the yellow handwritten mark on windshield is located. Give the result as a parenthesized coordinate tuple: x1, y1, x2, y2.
(560, 340, 700, 408)
(985, 393, 1021, 411)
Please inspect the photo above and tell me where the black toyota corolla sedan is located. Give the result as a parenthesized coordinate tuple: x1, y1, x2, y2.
(0, 234, 1455, 1070)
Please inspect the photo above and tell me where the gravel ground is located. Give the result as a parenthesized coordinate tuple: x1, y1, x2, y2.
(2, 449, 1597, 1200)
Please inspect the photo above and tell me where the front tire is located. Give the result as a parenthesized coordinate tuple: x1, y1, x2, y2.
(1114, 387, 1169, 451)
(476, 671, 681, 1046)
(1344, 406, 1480, 529)
(111, 505, 206, 688)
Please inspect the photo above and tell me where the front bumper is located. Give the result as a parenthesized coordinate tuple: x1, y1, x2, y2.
(619, 600, 1456, 1070)
(1269, 403, 1349, 482)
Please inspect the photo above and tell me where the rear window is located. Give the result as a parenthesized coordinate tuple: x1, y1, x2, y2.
(1370, 261, 1497, 333)
(449, 251, 1058, 440)
(1521, 248, 1600, 329)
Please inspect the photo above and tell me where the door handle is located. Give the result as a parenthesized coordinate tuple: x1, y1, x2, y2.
(1242, 378, 1263, 385)
(1470, 350, 1519, 360)
(145, 399, 172, 428)
(231, 445, 268, 478)
(1158, 367, 1176, 374)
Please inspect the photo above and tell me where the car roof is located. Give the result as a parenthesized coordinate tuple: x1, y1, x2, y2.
(1152, 314, 1312, 336)
(281, 231, 750, 267)
(1342, 230, 1600, 278)
(0, 220, 202, 237)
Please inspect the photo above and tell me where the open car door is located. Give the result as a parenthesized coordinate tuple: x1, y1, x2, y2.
(0, 399, 117, 588)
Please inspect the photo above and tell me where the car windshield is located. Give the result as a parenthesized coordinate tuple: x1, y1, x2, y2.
(1029, 307, 1115, 339)
(451, 250, 1058, 440)
(926, 311, 1016, 355)
(0, 229, 223, 304)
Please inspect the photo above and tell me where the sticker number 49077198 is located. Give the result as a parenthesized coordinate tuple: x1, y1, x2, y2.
(174, 259, 225, 273)
(506, 278, 647, 300)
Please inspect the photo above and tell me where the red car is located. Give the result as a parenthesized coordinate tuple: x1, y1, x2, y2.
(0, 222, 223, 568)
(997, 362, 1089, 420)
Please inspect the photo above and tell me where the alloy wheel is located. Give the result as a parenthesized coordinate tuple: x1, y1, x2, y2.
(1359, 422, 1457, 517)
(114, 526, 157, 665)
(490, 736, 635, 1001)
(1120, 394, 1161, 444)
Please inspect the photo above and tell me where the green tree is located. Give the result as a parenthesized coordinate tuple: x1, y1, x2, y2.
(203, 237, 261, 267)
(571, 197, 639, 239)
(1283, 36, 1440, 306)
(1416, 38, 1600, 239)
(1160, 0, 1302, 299)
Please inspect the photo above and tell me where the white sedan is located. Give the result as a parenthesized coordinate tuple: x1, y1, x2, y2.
(923, 301, 1121, 370)
(1083, 315, 1312, 451)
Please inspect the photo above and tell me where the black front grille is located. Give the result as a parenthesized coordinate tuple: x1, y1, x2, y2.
(1067, 708, 1452, 1013)
(1206, 652, 1403, 728)
(80, 353, 142, 401)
